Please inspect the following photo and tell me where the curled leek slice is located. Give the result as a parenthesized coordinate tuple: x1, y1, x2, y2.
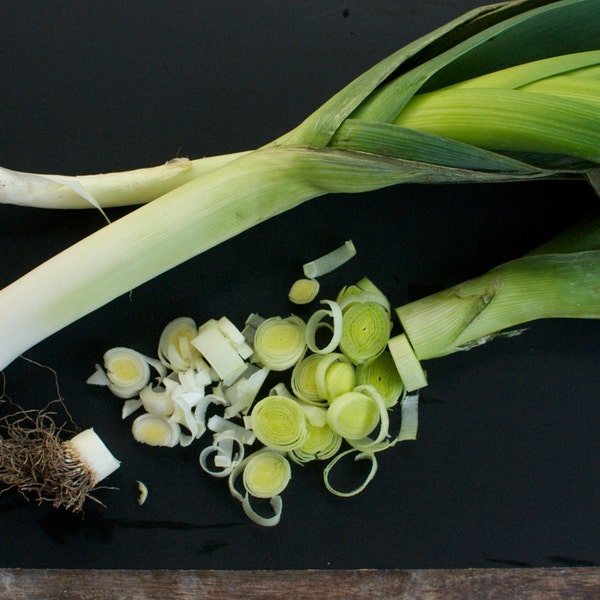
(250, 395, 308, 452)
(288, 278, 320, 305)
(339, 301, 392, 365)
(242, 450, 291, 498)
(252, 315, 307, 371)
(139, 384, 174, 416)
(323, 450, 378, 498)
(199, 433, 245, 478)
(157, 316, 200, 371)
(131, 413, 180, 447)
(355, 351, 404, 408)
(388, 333, 427, 392)
(346, 384, 390, 452)
(326, 390, 380, 441)
(290, 422, 342, 464)
(315, 352, 356, 403)
(305, 300, 343, 355)
(228, 450, 286, 527)
(103, 347, 151, 399)
(290, 353, 326, 405)
(336, 277, 391, 314)
(302, 240, 356, 279)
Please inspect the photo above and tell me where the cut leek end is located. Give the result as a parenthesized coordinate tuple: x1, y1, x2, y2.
(388, 334, 427, 392)
(65, 427, 121, 485)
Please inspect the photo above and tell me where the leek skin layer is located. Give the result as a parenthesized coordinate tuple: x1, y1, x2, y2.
(1, 0, 600, 369)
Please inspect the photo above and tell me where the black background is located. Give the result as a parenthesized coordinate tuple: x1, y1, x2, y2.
(0, 1, 598, 570)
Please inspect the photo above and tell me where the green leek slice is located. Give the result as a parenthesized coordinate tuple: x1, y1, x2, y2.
(355, 351, 404, 408)
(302, 240, 356, 279)
(288, 278, 320, 305)
(326, 390, 380, 441)
(250, 396, 308, 452)
(339, 301, 392, 365)
(252, 315, 307, 371)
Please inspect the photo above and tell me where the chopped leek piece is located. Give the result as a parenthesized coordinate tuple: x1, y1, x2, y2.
(103, 347, 152, 399)
(288, 278, 320, 305)
(157, 317, 201, 372)
(290, 353, 326, 405)
(339, 301, 392, 365)
(355, 351, 404, 408)
(388, 334, 428, 392)
(302, 240, 356, 279)
(139, 384, 174, 417)
(191, 319, 248, 384)
(326, 390, 380, 441)
(131, 413, 180, 447)
(314, 352, 356, 403)
(242, 450, 291, 498)
(136, 480, 149, 506)
(252, 315, 307, 371)
(305, 300, 343, 355)
(323, 450, 378, 498)
(290, 422, 342, 464)
(397, 392, 419, 442)
(250, 396, 308, 452)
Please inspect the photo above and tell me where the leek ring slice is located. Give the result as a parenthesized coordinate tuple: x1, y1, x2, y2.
(250, 396, 308, 451)
(323, 450, 378, 497)
(339, 301, 392, 365)
(253, 315, 307, 371)
(305, 300, 343, 355)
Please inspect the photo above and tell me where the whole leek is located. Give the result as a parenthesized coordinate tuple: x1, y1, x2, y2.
(1, 0, 600, 370)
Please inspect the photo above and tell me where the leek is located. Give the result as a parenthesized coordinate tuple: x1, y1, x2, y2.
(1, 0, 600, 370)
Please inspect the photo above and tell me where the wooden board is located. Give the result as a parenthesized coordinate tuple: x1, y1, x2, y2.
(1, 567, 599, 599)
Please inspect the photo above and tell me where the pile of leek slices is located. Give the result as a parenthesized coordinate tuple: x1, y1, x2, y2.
(88, 241, 419, 526)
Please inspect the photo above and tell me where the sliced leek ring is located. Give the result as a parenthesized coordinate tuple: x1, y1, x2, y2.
(253, 315, 307, 371)
(103, 347, 151, 399)
(250, 395, 308, 451)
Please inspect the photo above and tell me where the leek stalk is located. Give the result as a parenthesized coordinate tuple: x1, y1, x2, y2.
(1, 0, 600, 371)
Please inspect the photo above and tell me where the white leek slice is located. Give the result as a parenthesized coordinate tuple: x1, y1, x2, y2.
(217, 316, 254, 360)
(388, 333, 428, 392)
(131, 413, 180, 447)
(303, 240, 356, 278)
(121, 398, 143, 419)
(199, 434, 245, 478)
(139, 384, 174, 416)
(326, 390, 380, 441)
(136, 480, 149, 505)
(252, 315, 307, 371)
(288, 278, 320, 304)
(158, 317, 200, 371)
(86, 363, 111, 386)
(323, 450, 378, 498)
(249, 396, 308, 452)
(207, 415, 256, 446)
(396, 392, 419, 442)
(305, 300, 343, 355)
(103, 347, 152, 399)
(339, 301, 392, 365)
(171, 396, 200, 447)
(191, 319, 248, 384)
(193, 394, 228, 438)
(222, 365, 270, 419)
(355, 351, 404, 408)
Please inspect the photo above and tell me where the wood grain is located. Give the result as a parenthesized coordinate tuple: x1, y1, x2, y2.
(0, 567, 598, 599)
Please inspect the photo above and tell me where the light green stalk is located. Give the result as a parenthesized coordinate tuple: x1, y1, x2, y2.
(395, 250, 600, 360)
